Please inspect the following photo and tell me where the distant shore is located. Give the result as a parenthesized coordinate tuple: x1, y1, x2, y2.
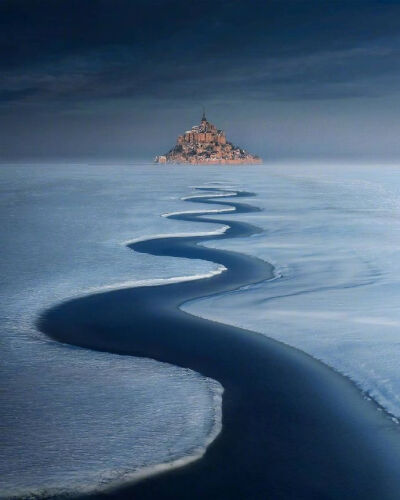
(39, 189, 400, 499)
(154, 158, 263, 165)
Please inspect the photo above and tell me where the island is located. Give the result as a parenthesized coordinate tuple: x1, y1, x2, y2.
(155, 112, 262, 165)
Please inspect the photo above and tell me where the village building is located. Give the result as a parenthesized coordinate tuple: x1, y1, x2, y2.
(155, 112, 262, 165)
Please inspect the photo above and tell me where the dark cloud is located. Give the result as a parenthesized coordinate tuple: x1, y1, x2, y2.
(2, 0, 400, 159)
(0, 87, 40, 102)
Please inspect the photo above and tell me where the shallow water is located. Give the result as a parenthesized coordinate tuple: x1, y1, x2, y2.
(41, 187, 400, 500)
(0, 163, 224, 497)
(185, 162, 400, 420)
(3, 162, 400, 496)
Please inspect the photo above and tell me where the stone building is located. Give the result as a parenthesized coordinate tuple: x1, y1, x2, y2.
(155, 112, 262, 165)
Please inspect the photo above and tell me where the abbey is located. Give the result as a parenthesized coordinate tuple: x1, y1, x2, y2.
(155, 112, 262, 165)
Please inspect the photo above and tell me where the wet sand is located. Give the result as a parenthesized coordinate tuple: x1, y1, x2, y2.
(38, 188, 400, 499)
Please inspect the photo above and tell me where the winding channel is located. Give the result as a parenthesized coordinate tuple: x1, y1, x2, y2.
(38, 187, 400, 499)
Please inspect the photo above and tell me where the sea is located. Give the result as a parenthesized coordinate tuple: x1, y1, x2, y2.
(2, 161, 400, 496)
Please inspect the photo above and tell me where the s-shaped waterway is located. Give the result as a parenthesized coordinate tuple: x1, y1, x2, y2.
(38, 187, 400, 499)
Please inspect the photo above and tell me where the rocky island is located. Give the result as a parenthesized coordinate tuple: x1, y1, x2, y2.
(155, 112, 262, 165)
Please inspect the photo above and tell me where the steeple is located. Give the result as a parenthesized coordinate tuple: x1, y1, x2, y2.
(201, 107, 207, 122)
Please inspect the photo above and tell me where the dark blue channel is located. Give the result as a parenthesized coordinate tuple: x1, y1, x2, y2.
(38, 188, 400, 500)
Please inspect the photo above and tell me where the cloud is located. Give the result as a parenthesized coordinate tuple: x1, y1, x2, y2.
(2, 36, 400, 108)
(3, 0, 400, 158)
(1, 0, 400, 108)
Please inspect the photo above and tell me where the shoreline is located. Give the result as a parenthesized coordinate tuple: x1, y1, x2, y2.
(38, 188, 400, 499)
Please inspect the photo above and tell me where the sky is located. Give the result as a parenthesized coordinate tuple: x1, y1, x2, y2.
(2, 0, 400, 161)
